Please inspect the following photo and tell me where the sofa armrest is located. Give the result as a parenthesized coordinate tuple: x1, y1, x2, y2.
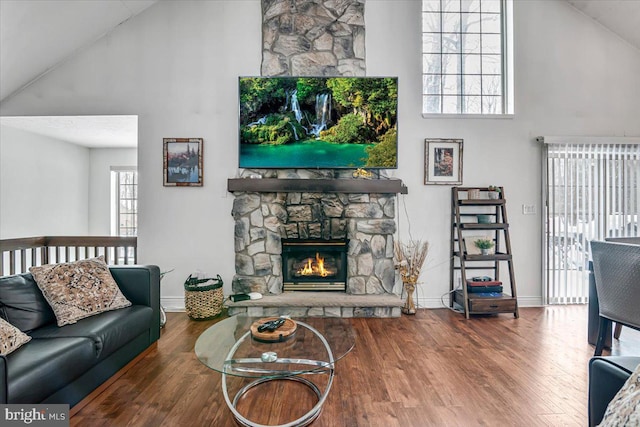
(109, 265, 161, 343)
(588, 356, 640, 427)
(0, 356, 7, 403)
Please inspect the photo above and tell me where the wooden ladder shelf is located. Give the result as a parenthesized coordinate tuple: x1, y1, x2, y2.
(449, 187, 519, 319)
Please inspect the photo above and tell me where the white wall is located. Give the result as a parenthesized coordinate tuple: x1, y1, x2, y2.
(366, 0, 640, 308)
(88, 148, 137, 235)
(0, 1, 638, 309)
(0, 125, 90, 238)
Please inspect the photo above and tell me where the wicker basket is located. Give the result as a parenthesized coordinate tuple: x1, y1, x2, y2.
(184, 274, 224, 320)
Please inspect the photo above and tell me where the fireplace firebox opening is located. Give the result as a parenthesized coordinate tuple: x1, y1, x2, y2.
(282, 239, 348, 291)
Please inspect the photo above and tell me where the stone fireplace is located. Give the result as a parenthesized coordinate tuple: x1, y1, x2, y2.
(224, 0, 402, 316)
(228, 169, 405, 317)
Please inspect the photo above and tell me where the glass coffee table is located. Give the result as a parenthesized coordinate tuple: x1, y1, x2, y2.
(195, 316, 355, 427)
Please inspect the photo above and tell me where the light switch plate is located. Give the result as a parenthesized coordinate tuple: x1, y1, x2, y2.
(522, 204, 536, 215)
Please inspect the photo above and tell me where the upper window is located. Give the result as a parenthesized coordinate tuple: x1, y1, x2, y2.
(111, 168, 138, 236)
(422, 0, 513, 115)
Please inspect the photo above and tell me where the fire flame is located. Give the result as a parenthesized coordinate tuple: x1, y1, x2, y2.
(297, 253, 332, 277)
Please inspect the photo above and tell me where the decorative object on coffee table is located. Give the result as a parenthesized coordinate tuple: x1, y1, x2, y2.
(394, 240, 429, 315)
(250, 317, 297, 342)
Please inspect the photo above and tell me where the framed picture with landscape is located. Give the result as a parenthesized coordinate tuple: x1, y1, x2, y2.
(163, 138, 203, 187)
(424, 138, 463, 185)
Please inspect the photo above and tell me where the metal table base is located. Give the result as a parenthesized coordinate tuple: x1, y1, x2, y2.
(221, 321, 335, 427)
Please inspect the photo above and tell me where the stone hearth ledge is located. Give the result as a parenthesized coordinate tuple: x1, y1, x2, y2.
(225, 292, 403, 318)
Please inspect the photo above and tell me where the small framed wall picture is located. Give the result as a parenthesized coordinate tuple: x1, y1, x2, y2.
(424, 138, 463, 185)
(163, 138, 203, 187)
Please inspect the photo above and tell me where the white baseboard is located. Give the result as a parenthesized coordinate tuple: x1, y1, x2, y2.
(415, 295, 544, 310)
(163, 295, 544, 313)
(161, 297, 185, 312)
(514, 296, 544, 307)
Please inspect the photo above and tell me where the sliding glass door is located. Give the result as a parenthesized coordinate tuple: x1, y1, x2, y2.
(543, 138, 640, 304)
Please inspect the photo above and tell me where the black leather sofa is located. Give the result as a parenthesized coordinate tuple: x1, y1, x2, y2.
(588, 356, 640, 426)
(0, 265, 160, 406)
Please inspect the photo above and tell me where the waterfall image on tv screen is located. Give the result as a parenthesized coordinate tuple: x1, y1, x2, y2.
(239, 76, 398, 169)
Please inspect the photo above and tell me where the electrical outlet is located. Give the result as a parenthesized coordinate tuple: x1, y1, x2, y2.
(522, 204, 536, 215)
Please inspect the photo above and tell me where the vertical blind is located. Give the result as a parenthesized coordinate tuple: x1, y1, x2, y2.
(542, 137, 640, 304)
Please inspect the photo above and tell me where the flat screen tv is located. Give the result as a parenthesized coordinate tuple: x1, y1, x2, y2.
(239, 76, 398, 169)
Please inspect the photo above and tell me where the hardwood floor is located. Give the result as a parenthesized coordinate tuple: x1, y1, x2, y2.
(71, 306, 640, 426)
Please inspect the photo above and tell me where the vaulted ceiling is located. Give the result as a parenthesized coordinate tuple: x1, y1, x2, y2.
(568, 0, 640, 50)
(0, 0, 157, 102)
(0, 0, 638, 147)
(1, 0, 639, 104)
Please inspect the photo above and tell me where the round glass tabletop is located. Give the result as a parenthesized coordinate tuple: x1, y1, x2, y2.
(195, 316, 355, 379)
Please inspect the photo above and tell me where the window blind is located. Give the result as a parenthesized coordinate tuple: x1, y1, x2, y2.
(541, 137, 640, 304)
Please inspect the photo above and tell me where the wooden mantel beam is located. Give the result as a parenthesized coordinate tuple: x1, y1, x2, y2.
(227, 178, 408, 194)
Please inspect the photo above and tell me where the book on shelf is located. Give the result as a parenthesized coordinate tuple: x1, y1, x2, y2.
(467, 279, 502, 287)
(467, 292, 504, 298)
(467, 285, 503, 293)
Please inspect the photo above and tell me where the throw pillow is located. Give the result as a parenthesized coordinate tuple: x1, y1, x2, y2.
(29, 256, 131, 326)
(0, 317, 31, 355)
(599, 363, 640, 426)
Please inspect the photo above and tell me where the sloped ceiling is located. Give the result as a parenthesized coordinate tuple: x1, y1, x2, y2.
(0, 0, 157, 102)
(1, 0, 638, 104)
(568, 0, 640, 50)
(0, 0, 638, 147)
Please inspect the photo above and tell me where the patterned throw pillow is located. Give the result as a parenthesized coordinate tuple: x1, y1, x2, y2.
(29, 256, 131, 327)
(599, 363, 640, 426)
(0, 317, 31, 356)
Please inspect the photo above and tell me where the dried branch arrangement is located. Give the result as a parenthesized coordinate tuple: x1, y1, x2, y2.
(394, 240, 429, 285)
